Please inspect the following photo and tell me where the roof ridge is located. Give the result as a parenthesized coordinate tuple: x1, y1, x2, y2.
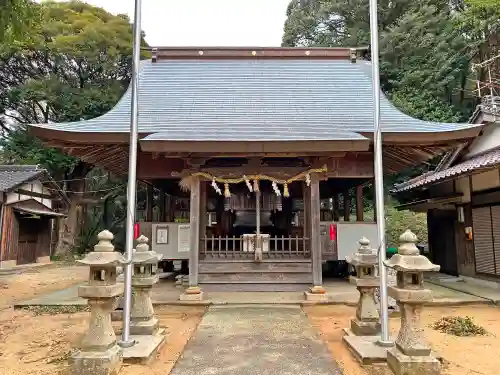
(0, 164, 41, 172)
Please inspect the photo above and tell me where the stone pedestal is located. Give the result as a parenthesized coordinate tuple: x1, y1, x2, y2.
(304, 285, 328, 302)
(130, 235, 162, 336)
(384, 230, 441, 375)
(70, 230, 124, 375)
(180, 286, 204, 301)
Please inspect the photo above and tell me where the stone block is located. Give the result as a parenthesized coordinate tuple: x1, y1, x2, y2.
(343, 334, 391, 365)
(388, 286, 432, 303)
(304, 292, 329, 302)
(130, 316, 159, 336)
(70, 344, 122, 375)
(122, 330, 166, 365)
(36, 256, 51, 264)
(387, 348, 440, 375)
(0, 260, 17, 269)
(179, 291, 204, 301)
(351, 318, 381, 336)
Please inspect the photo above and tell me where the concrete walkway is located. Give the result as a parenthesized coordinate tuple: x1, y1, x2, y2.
(170, 305, 342, 375)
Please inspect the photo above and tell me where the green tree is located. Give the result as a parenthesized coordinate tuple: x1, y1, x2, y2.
(0, 0, 148, 257)
(0, 0, 35, 42)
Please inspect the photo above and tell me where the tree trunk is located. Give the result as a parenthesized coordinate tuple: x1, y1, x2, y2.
(53, 162, 90, 259)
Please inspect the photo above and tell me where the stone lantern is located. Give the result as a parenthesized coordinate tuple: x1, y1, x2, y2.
(384, 230, 440, 375)
(346, 237, 380, 336)
(130, 235, 163, 335)
(70, 230, 124, 375)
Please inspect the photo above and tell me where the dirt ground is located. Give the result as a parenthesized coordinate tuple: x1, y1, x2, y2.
(0, 263, 87, 309)
(0, 304, 206, 375)
(305, 304, 500, 375)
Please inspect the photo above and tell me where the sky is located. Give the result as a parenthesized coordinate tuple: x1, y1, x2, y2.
(62, 0, 292, 47)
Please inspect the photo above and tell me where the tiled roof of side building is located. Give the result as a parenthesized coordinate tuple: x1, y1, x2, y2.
(392, 149, 500, 193)
(0, 165, 44, 192)
(28, 57, 478, 141)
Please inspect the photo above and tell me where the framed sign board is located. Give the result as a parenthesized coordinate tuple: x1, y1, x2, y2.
(156, 226, 169, 244)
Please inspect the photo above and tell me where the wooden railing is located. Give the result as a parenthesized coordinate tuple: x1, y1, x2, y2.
(201, 235, 310, 259)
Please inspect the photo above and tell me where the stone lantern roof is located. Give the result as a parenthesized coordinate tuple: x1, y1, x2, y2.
(78, 230, 125, 266)
(384, 230, 440, 272)
(132, 235, 163, 264)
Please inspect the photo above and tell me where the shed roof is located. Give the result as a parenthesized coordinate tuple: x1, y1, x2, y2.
(29, 48, 479, 143)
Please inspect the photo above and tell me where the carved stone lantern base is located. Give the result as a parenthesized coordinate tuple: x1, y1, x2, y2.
(387, 348, 440, 375)
(70, 345, 122, 375)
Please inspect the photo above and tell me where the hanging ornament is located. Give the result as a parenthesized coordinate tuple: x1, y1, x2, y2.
(272, 181, 281, 196)
(224, 183, 231, 198)
(211, 179, 222, 195)
(253, 179, 260, 192)
(305, 173, 311, 187)
(244, 175, 253, 192)
(283, 183, 289, 198)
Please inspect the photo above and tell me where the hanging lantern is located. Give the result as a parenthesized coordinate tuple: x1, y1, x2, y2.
(283, 183, 290, 198)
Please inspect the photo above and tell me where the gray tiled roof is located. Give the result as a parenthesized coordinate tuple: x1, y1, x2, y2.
(0, 165, 44, 192)
(30, 59, 477, 141)
(392, 149, 500, 192)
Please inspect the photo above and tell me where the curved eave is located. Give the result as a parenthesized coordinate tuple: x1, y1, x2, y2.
(360, 126, 483, 146)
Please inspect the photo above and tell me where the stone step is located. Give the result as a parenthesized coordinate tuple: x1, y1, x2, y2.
(199, 261, 312, 273)
(199, 272, 312, 284)
(200, 283, 310, 292)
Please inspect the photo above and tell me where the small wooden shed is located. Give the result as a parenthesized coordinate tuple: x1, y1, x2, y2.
(0, 165, 68, 268)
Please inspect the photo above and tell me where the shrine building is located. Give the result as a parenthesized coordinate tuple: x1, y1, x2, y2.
(27, 47, 482, 298)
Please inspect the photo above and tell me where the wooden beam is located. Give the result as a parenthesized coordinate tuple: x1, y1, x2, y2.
(344, 189, 351, 222)
(310, 175, 322, 287)
(189, 176, 201, 287)
(15, 189, 54, 200)
(356, 185, 364, 221)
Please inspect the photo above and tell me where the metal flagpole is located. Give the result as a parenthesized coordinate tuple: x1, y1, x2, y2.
(118, 0, 142, 348)
(368, 0, 392, 346)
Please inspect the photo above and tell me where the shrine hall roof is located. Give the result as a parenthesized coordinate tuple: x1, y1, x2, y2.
(29, 47, 480, 142)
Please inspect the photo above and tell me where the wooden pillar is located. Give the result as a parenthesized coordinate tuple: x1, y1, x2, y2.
(188, 176, 201, 290)
(343, 189, 351, 222)
(356, 185, 364, 222)
(333, 193, 340, 221)
(145, 184, 153, 222)
(199, 181, 207, 247)
(303, 182, 311, 239)
(310, 174, 323, 291)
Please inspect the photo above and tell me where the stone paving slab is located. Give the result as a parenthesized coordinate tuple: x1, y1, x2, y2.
(14, 280, 488, 308)
(170, 305, 342, 375)
(427, 280, 500, 304)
